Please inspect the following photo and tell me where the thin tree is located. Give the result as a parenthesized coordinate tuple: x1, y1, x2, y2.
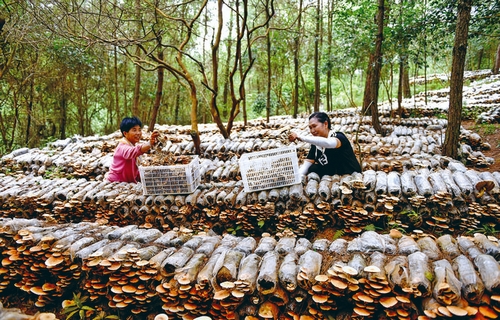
(362, 0, 384, 134)
(292, 0, 303, 118)
(313, 0, 321, 112)
(443, 0, 473, 158)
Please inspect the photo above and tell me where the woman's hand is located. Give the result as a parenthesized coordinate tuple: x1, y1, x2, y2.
(288, 132, 300, 142)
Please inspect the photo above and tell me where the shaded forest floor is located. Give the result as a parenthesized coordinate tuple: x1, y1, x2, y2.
(463, 120, 500, 172)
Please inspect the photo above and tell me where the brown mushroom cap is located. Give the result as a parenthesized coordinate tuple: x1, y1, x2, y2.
(380, 296, 398, 308)
(446, 305, 468, 317)
(154, 314, 169, 320)
(476, 180, 495, 192)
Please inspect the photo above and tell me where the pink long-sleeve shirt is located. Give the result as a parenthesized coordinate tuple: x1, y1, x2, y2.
(107, 142, 146, 183)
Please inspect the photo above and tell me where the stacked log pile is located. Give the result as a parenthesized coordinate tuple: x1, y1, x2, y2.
(2, 157, 500, 236)
(0, 219, 499, 319)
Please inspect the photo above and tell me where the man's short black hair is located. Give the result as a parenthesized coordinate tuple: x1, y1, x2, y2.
(120, 116, 143, 136)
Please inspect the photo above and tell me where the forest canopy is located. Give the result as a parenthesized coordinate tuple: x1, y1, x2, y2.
(0, 0, 499, 154)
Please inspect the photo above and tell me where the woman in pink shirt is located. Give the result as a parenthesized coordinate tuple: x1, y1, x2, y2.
(107, 117, 159, 183)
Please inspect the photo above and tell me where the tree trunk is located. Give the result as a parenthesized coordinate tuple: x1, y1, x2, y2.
(149, 51, 164, 131)
(132, 49, 141, 117)
(326, 0, 334, 112)
(477, 48, 483, 70)
(293, 0, 303, 118)
(114, 47, 120, 123)
(313, 0, 321, 112)
(443, 0, 472, 158)
(493, 43, 500, 74)
(363, 0, 384, 134)
(132, 0, 141, 117)
(266, 4, 272, 122)
(60, 82, 67, 140)
(403, 60, 411, 98)
(25, 76, 34, 146)
(362, 54, 375, 116)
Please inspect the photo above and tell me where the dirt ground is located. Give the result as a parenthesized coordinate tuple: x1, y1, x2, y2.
(462, 120, 500, 172)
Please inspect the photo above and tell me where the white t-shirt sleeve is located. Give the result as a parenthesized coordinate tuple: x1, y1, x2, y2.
(298, 135, 339, 149)
(299, 161, 312, 176)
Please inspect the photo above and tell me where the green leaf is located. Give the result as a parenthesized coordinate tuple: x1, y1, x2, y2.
(63, 306, 79, 314)
(258, 220, 265, 228)
(66, 310, 78, 320)
(79, 309, 85, 320)
(82, 306, 95, 311)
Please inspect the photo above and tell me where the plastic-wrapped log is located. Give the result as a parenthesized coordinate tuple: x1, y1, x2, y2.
(432, 259, 461, 305)
(408, 251, 432, 297)
(174, 253, 207, 286)
(398, 235, 420, 255)
(268, 188, 280, 203)
(162, 246, 194, 276)
(329, 239, 348, 255)
(279, 252, 298, 292)
(289, 184, 304, 202)
(257, 190, 268, 205)
(453, 254, 484, 304)
(330, 179, 341, 199)
(348, 253, 366, 275)
(385, 255, 411, 294)
(197, 251, 222, 290)
(297, 250, 322, 290)
(440, 169, 464, 200)
(255, 236, 277, 256)
(474, 234, 500, 259)
(375, 171, 388, 195)
(257, 251, 279, 295)
(234, 237, 257, 255)
(417, 236, 442, 261)
(414, 170, 433, 197)
(429, 172, 449, 195)
(387, 172, 402, 196)
(212, 249, 245, 291)
(363, 170, 377, 192)
(474, 254, 500, 292)
(195, 236, 221, 256)
(275, 237, 296, 256)
(400, 171, 417, 196)
(305, 179, 319, 199)
(452, 170, 474, 197)
(318, 177, 332, 201)
(457, 236, 483, 260)
(294, 238, 312, 256)
(436, 235, 461, 259)
(347, 231, 396, 254)
(279, 187, 289, 202)
(235, 189, 247, 207)
(237, 253, 261, 294)
(367, 251, 387, 282)
(465, 170, 482, 196)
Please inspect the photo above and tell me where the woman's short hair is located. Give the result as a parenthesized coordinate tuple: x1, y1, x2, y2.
(120, 116, 143, 136)
(309, 112, 331, 130)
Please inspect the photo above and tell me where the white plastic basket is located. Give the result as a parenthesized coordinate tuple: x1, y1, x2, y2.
(239, 146, 301, 192)
(139, 156, 200, 195)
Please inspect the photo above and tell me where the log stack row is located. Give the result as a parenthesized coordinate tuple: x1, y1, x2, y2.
(2, 155, 500, 237)
(0, 111, 495, 180)
(0, 219, 499, 319)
